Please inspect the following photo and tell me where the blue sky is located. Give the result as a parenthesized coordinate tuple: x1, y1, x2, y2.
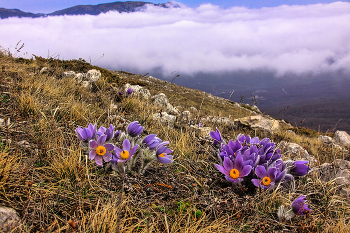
(0, 0, 348, 13)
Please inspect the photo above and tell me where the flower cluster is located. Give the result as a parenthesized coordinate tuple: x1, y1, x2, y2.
(211, 129, 311, 190)
(76, 121, 173, 174)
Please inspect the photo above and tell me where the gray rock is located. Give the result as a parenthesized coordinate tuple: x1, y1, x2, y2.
(74, 73, 86, 83)
(334, 131, 350, 147)
(310, 159, 350, 193)
(235, 115, 281, 133)
(190, 125, 212, 137)
(278, 141, 317, 167)
(63, 71, 76, 77)
(153, 112, 176, 125)
(123, 84, 151, 99)
(151, 93, 175, 113)
(318, 135, 334, 144)
(180, 111, 191, 123)
(201, 116, 235, 128)
(252, 105, 262, 113)
(0, 207, 21, 232)
(81, 81, 92, 90)
(86, 69, 101, 82)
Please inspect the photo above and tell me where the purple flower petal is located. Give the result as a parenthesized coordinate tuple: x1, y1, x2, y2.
(267, 167, 277, 181)
(89, 150, 96, 160)
(123, 139, 131, 152)
(226, 176, 243, 183)
(104, 143, 114, 151)
(240, 165, 252, 177)
(234, 152, 243, 171)
(103, 152, 112, 162)
(143, 134, 156, 144)
(95, 156, 103, 166)
(255, 166, 267, 179)
(223, 157, 233, 171)
(158, 156, 172, 164)
(97, 135, 107, 145)
(82, 128, 91, 140)
(114, 146, 122, 155)
(130, 144, 138, 156)
(252, 179, 260, 187)
(90, 140, 98, 150)
(215, 164, 231, 177)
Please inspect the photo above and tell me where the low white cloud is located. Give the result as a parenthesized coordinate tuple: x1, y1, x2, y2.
(1, 1, 350, 77)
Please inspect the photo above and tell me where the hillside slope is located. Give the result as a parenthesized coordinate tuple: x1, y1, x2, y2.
(0, 50, 349, 232)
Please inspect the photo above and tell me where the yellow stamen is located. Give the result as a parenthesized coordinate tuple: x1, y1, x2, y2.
(230, 169, 240, 180)
(158, 153, 165, 157)
(262, 177, 271, 186)
(121, 150, 130, 159)
(96, 146, 106, 156)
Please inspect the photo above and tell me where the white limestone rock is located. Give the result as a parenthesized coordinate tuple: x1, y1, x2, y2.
(63, 71, 76, 77)
(334, 131, 350, 147)
(86, 69, 101, 82)
(151, 93, 175, 113)
(123, 84, 151, 99)
(153, 112, 176, 125)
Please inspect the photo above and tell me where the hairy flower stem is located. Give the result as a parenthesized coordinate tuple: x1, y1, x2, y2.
(117, 162, 125, 177)
(139, 160, 154, 174)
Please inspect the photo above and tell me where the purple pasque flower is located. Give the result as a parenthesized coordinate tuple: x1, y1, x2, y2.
(114, 131, 121, 139)
(127, 121, 144, 137)
(142, 134, 162, 149)
(97, 124, 115, 141)
(114, 139, 138, 162)
(257, 139, 281, 165)
(76, 123, 96, 142)
(290, 161, 311, 177)
(198, 123, 203, 127)
(156, 142, 173, 164)
(126, 88, 133, 95)
(210, 128, 223, 147)
(291, 195, 311, 215)
(89, 135, 114, 166)
(252, 166, 277, 189)
(215, 154, 252, 183)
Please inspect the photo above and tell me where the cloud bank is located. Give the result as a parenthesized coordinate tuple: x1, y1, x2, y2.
(1, 2, 350, 77)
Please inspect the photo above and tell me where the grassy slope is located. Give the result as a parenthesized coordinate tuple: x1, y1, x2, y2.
(0, 50, 349, 232)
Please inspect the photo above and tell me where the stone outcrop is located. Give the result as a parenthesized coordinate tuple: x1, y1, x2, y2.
(123, 84, 151, 99)
(151, 93, 179, 115)
(0, 207, 21, 232)
(234, 115, 292, 134)
(189, 125, 212, 137)
(86, 69, 101, 82)
(278, 141, 317, 167)
(152, 112, 177, 126)
(311, 159, 350, 197)
(62, 69, 101, 88)
(180, 111, 191, 124)
(201, 116, 235, 129)
(318, 135, 334, 145)
(334, 131, 350, 147)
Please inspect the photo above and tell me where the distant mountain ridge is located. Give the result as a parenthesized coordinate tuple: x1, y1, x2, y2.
(0, 1, 171, 19)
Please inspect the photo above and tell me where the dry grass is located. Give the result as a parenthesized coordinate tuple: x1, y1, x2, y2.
(0, 48, 349, 232)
